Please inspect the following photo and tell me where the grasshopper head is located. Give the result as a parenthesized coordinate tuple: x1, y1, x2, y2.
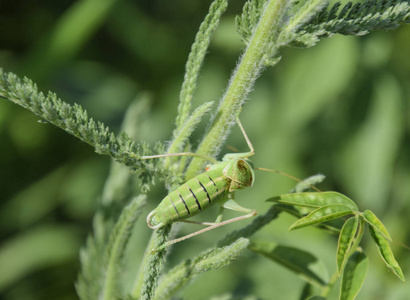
(223, 158, 255, 191)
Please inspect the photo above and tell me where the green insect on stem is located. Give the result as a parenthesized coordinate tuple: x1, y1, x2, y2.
(135, 118, 321, 252)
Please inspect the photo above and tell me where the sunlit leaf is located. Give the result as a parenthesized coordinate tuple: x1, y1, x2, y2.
(269, 192, 358, 211)
(289, 205, 354, 230)
(337, 217, 359, 274)
(362, 210, 392, 242)
(340, 251, 369, 300)
(368, 225, 405, 281)
(274, 204, 344, 234)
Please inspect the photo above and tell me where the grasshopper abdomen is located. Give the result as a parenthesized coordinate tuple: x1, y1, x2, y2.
(147, 164, 230, 228)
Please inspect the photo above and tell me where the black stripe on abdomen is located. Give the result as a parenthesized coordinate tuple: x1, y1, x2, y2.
(189, 188, 202, 211)
(178, 191, 191, 215)
(197, 179, 212, 205)
(167, 197, 181, 218)
(208, 175, 218, 193)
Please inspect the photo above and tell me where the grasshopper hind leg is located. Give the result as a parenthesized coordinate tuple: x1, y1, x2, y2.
(149, 199, 256, 253)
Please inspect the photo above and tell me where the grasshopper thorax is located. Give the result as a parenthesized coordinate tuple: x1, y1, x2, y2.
(223, 158, 255, 191)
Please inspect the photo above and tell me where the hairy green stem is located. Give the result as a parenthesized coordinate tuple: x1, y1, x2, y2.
(185, 0, 288, 179)
(132, 232, 157, 299)
(138, 225, 171, 300)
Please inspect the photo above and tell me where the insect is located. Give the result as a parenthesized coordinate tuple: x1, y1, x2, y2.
(139, 118, 318, 250)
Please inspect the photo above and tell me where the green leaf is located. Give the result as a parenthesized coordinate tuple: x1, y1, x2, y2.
(269, 192, 358, 211)
(279, 0, 328, 46)
(289, 204, 354, 230)
(273, 204, 344, 234)
(292, 0, 410, 48)
(0, 69, 166, 191)
(166, 101, 214, 167)
(140, 225, 172, 300)
(236, 0, 268, 45)
(340, 251, 369, 300)
(362, 210, 392, 241)
(99, 195, 146, 300)
(306, 297, 326, 300)
(337, 216, 359, 275)
(248, 241, 328, 287)
(368, 224, 405, 281)
(176, 0, 228, 129)
(154, 238, 249, 300)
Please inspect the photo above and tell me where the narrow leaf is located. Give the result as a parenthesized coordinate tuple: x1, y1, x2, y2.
(337, 216, 359, 274)
(340, 251, 369, 300)
(280, 0, 328, 43)
(293, 0, 410, 48)
(0, 69, 167, 191)
(176, 0, 228, 129)
(368, 225, 405, 281)
(269, 192, 358, 211)
(99, 195, 146, 300)
(166, 101, 214, 163)
(289, 205, 354, 230)
(249, 241, 328, 287)
(274, 204, 344, 234)
(154, 238, 249, 300)
(138, 224, 172, 300)
(362, 210, 392, 241)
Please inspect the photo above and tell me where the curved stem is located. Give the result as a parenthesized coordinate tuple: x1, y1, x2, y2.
(185, 0, 288, 179)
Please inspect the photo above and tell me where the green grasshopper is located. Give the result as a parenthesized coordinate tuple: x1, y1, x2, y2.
(139, 118, 318, 249)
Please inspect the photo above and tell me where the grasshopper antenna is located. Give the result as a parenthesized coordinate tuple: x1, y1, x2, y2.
(255, 167, 323, 192)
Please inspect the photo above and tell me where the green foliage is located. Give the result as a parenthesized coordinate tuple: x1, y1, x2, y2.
(175, 0, 228, 131)
(273, 191, 405, 298)
(0, 0, 409, 299)
(337, 216, 359, 274)
(291, 0, 410, 47)
(236, 0, 410, 49)
(236, 0, 268, 45)
(340, 251, 369, 300)
(368, 223, 405, 281)
(154, 238, 249, 300)
(77, 196, 146, 300)
(0, 69, 168, 191)
(248, 241, 328, 286)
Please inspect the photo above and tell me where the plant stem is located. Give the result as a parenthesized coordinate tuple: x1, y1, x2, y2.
(320, 269, 340, 298)
(185, 0, 288, 179)
(131, 232, 157, 299)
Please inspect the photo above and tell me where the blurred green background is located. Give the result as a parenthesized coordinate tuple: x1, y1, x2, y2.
(0, 0, 409, 299)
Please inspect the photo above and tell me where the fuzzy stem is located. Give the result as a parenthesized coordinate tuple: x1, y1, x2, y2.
(138, 225, 171, 300)
(185, 0, 288, 179)
(131, 232, 157, 299)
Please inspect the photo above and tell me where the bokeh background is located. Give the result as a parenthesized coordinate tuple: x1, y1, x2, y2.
(0, 0, 409, 299)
